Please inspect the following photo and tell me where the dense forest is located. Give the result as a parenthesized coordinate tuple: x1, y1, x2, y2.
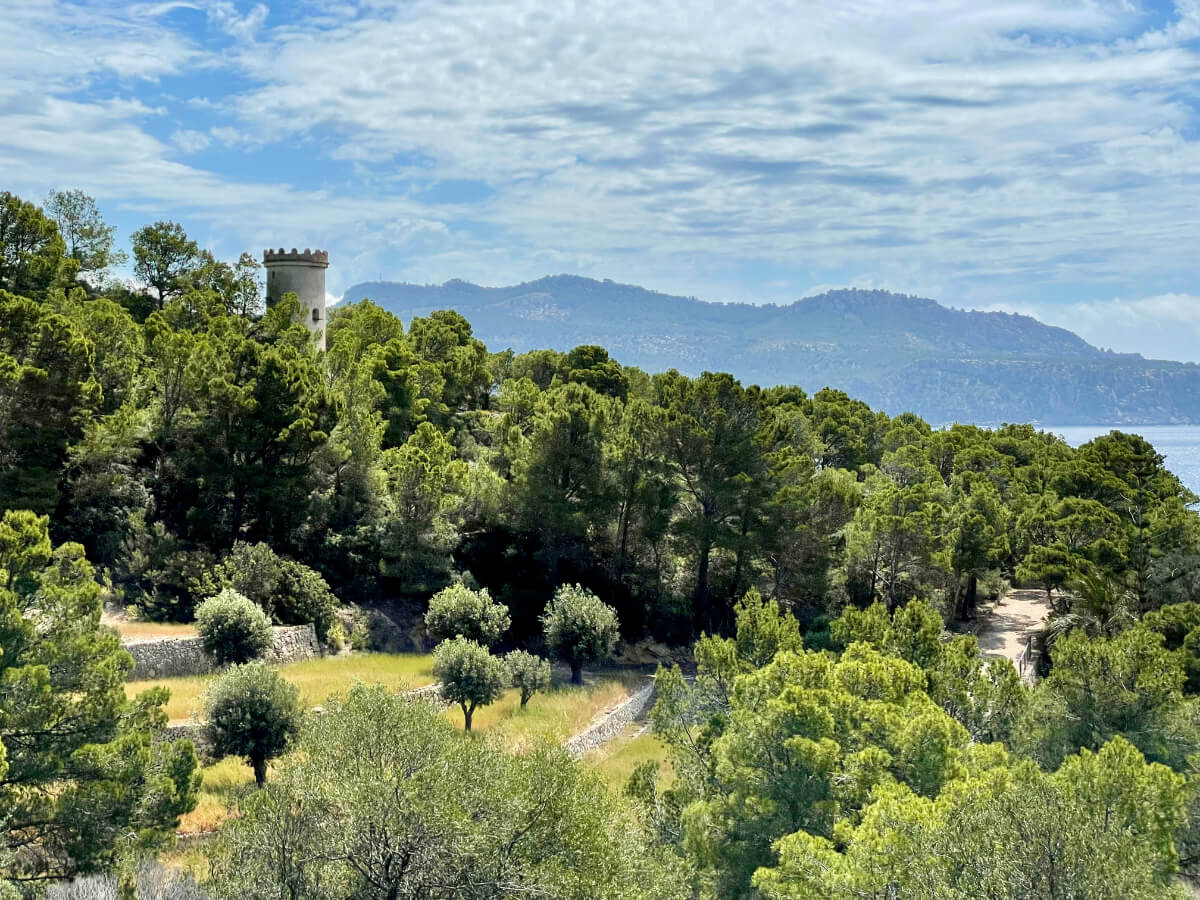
(349, 275, 1200, 425)
(6, 189, 1200, 898)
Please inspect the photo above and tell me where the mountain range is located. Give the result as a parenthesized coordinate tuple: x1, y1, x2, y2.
(341, 276, 1200, 425)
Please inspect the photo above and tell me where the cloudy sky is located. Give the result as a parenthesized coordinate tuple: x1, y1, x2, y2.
(3, 0, 1199, 359)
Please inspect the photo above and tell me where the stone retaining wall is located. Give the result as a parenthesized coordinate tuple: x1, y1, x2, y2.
(126, 624, 320, 681)
(564, 677, 657, 758)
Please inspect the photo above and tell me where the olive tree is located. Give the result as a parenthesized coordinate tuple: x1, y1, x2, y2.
(424, 582, 510, 647)
(432, 636, 507, 731)
(542, 584, 620, 684)
(195, 589, 273, 665)
(505, 650, 552, 708)
(203, 662, 301, 787)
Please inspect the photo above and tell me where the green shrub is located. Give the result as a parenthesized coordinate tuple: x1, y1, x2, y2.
(203, 662, 302, 786)
(326, 620, 346, 653)
(424, 582, 510, 647)
(504, 650, 551, 708)
(433, 637, 507, 731)
(542, 584, 620, 685)
(197, 541, 339, 641)
(196, 589, 273, 665)
(349, 616, 370, 651)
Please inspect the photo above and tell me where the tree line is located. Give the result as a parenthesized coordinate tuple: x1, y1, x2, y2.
(4, 189, 1196, 646)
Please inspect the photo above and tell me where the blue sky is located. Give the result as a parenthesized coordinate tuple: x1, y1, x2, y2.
(3, 0, 1200, 360)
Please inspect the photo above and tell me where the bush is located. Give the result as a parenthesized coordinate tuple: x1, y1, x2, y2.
(46, 861, 209, 899)
(541, 584, 620, 685)
(195, 589, 273, 665)
(349, 615, 370, 651)
(505, 650, 551, 708)
(433, 636, 507, 731)
(198, 542, 339, 642)
(203, 662, 301, 786)
(424, 582, 510, 648)
(326, 619, 346, 652)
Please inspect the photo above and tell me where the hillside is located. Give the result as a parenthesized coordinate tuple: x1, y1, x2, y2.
(342, 277, 1200, 424)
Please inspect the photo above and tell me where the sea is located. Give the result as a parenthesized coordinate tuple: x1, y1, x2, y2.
(1042, 425, 1200, 499)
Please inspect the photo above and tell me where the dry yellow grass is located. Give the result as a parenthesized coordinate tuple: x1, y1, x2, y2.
(447, 671, 645, 751)
(127, 652, 436, 723)
(109, 620, 199, 642)
(584, 726, 675, 790)
(178, 757, 256, 834)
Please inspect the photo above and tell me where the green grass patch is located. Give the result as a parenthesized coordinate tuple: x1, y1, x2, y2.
(584, 726, 675, 790)
(127, 652, 436, 723)
(444, 671, 646, 752)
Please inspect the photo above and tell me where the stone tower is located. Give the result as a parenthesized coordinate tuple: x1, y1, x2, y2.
(263, 248, 329, 350)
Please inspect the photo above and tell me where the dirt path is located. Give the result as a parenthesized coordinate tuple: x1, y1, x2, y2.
(977, 588, 1050, 674)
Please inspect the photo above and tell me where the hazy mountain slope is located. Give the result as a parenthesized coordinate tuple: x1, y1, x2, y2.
(342, 276, 1200, 424)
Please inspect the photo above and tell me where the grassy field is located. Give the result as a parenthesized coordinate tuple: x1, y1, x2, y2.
(127, 653, 437, 722)
(449, 671, 647, 751)
(584, 725, 675, 789)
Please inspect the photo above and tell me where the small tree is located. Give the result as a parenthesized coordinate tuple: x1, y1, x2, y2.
(542, 584, 620, 685)
(505, 650, 552, 709)
(203, 662, 301, 787)
(425, 582, 510, 647)
(433, 637, 507, 731)
(195, 589, 273, 665)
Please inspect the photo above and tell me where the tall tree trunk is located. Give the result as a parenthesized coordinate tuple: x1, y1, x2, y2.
(463, 704, 473, 732)
(252, 753, 267, 788)
(571, 662, 584, 686)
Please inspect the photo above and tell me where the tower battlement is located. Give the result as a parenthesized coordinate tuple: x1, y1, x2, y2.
(263, 248, 329, 267)
(263, 246, 329, 350)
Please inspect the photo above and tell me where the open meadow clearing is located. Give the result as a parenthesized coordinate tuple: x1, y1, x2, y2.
(126, 653, 437, 722)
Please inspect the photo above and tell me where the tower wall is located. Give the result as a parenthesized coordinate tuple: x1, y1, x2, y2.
(263, 248, 329, 350)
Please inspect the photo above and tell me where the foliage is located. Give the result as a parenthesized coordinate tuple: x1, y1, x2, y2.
(195, 589, 274, 665)
(44, 190, 127, 283)
(542, 584, 621, 684)
(202, 662, 301, 787)
(424, 581, 510, 647)
(432, 636, 507, 730)
(505, 649, 552, 708)
(0, 510, 197, 885)
(130, 221, 202, 307)
(198, 542, 339, 641)
(0, 191, 72, 298)
(755, 737, 1190, 900)
(45, 860, 209, 900)
(206, 684, 686, 899)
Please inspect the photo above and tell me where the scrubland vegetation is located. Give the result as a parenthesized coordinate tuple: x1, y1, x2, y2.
(6, 190, 1200, 897)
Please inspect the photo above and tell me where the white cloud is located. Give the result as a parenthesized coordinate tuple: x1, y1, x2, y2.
(2, 0, 1200, 305)
(170, 129, 211, 153)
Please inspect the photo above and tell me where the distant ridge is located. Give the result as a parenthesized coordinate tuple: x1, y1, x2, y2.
(342, 276, 1199, 425)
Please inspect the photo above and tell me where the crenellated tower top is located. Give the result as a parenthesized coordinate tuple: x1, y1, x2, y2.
(263, 248, 329, 267)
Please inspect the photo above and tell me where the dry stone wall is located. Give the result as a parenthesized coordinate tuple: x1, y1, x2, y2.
(564, 677, 656, 758)
(125, 624, 320, 681)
